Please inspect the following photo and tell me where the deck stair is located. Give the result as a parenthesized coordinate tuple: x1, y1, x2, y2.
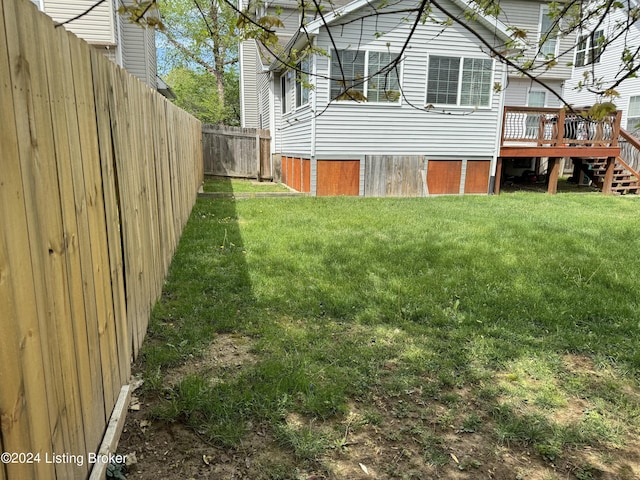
(579, 157, 640, 194)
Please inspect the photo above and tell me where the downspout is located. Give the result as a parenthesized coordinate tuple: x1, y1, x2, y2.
(238, 0, 247, 127)
(114, 0, 124, 67)
(310, 37, 318, 196)
(489, 65, 507, 194)
(268, 71, 275, 174)
(239, 42, 246, 127)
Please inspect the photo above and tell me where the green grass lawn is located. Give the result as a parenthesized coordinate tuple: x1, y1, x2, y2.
(202, 175, 290, 193)
(135, 193, 640, 479)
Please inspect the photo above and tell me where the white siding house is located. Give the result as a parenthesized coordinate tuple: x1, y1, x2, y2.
(32, 0, 157, 89)
(562, 5, 640, 135)
(240, 0, 581, 196)
(239, 0, 352, 129)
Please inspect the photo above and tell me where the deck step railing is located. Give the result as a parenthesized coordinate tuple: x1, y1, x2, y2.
(582, 156, 640, 194)
(619, 128, 640, 173)
(502, 107, 621, 147)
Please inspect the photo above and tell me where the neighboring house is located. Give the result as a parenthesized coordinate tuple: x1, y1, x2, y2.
(500, 1, 574, 111)
(562, 4, 640, 135)
(239, 0, 585, 196)
(30, 0, 158, 90)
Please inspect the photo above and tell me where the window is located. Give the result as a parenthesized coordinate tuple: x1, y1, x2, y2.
(330, 49, 401, 103)
(528, 91, 546, 108)
(575, 30, 604, 67)
(296, 58, 310, 108)
(367, 51, 401, 103)
(460, 58, 493, 106)
(281, 75, 288, 114)
(627, 96, 640, 134)
(426, 56, 493, 107)
(526, 90, 546, 137)
(539, 6, 558, 57)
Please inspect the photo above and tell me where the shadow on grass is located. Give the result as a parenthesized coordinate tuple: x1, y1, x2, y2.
(139, 194, 640, 475)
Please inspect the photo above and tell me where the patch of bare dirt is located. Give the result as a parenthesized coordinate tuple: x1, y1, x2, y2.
(563, 354, 599, 375)
(163, 334, 256, 386)
(116, 342, 640, 479)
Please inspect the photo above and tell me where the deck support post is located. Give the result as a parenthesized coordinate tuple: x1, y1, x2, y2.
(602, 156, 616, 194)
(547, 157, 560, 194)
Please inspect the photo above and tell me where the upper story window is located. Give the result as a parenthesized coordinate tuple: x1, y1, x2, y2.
(330, 49, 401, 103)
(627, 96, 640, 134)
(426, 55, 493, 108)
(296, 58, 310, 108)
(539, 5, 559, 57)
(281, 75, 289, 114)
(575, 30, 604, 67)
(527, 90, 546, 107)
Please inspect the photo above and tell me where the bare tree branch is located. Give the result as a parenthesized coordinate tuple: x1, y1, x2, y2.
(55, 0, 107, 27)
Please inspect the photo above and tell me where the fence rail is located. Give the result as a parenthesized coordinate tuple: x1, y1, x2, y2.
(0, 0, 202, 478)
(202, 124, 271, 179)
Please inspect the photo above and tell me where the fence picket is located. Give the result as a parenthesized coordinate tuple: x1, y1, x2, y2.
(0, 1, 53, 478)
(8, 2, 73, 477)
(41, 14, 91, 477)
(0, 0, 202, 477)
(203, 125, 271, 178)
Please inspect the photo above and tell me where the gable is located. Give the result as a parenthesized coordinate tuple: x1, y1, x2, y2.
(315, 0, 509, 59)
(306, 0, 513, 44)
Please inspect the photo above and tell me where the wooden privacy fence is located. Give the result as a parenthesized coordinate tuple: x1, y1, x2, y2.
(0, 0, 203, 479)
(202, 124, 271, 179)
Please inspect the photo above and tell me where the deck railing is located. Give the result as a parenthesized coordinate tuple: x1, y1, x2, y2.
(619, 129, 640, 173)
(502, 106, 621, 148)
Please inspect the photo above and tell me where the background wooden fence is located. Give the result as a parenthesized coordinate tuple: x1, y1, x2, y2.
(0, 0, 203, 478)
(202, 124, 271, 179)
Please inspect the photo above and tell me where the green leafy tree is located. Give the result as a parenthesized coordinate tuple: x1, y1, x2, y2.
(121, 0, 239, 124)
(166, 67, 239, 124)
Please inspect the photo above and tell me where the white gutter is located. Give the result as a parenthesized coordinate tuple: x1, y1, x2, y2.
(239, 42, 247, 127)
(269, 71, 276, 160)
(310, 37, 318, 196)
(114, 0, 124, 67)
(490, 65, 508, 193)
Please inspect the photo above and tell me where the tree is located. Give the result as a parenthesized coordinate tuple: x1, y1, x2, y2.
(120, 0, 240, 124)
(165, 67, 240, 124)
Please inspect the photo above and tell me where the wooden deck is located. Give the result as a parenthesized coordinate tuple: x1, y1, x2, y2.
(497, 106, 623, 194)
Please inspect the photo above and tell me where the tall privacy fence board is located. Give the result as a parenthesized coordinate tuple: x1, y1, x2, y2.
(0, 0, 203, 478)
(202, 124, 271, 179)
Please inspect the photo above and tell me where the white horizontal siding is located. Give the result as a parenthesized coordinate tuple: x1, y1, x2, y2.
(563, 9, 640, 130)
(498, 0, 574, 80)
(281, 105, 313, 156)
(120, 20, 156, 87)
(257, 71, 271, 130)
(240, 40, 260, 128)
(505, 78, 563, 107)
(301, 0, 504, 159)
(267, 5, 299, 38)
(272, 74, 283, 152)
(43, 0, 115, 45)
(146, 21, 156, 88)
